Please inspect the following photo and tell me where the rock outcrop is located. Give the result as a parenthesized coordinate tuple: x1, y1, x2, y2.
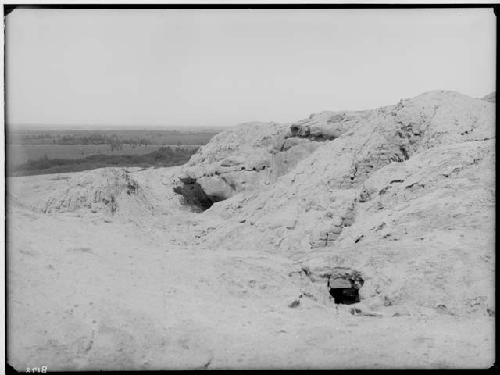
(173, 121, 326, 209)
(290, 110, 359, 141)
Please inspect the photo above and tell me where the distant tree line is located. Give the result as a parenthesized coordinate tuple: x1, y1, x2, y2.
(8, 130, 218, 146)
(56, 134, 151, 147)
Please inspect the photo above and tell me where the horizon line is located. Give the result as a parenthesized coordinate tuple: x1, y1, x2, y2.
(6, 124, 228, 131)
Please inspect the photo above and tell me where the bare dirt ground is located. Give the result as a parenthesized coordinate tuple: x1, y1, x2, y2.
(7, 166, 494, 370)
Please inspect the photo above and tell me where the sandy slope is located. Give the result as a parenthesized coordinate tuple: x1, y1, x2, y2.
(7, 91, 495, 370)
(7, 166, 494, 370)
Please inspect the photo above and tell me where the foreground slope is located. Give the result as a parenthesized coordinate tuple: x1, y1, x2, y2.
(7, 90, 495, 370)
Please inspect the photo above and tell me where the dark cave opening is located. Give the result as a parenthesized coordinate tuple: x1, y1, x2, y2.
(327, 272, 364, 305)
(329, 287, 360, 305)
(173, 177, 225, 211)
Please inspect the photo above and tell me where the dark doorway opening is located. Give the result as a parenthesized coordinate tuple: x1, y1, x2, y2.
(329, 287, 360, 305)
(327, 270, 364, 305)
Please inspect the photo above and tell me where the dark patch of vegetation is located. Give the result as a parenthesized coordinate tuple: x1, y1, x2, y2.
(8, 146, 198, 177)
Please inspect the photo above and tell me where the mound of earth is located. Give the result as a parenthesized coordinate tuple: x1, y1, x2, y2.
(179, 90, 495, 316)
(8, 168, 154, 216)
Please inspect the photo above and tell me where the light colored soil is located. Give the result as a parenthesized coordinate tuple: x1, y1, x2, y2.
(7, 167, 494, 370)
(7, 91, 495, 370)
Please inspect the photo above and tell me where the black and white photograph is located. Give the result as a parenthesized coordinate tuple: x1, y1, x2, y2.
(3, 4, 496, 370)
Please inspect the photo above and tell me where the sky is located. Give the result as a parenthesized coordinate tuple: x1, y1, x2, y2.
(6, 7, 496, 129)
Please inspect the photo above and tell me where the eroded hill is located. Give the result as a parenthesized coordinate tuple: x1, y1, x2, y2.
(174, 90, 495, 315)
(7, 90, 495, 370)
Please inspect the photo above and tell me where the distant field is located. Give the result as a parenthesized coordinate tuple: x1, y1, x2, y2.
(7, 128, 220, 146)
(7, 144, 200, 169)
(8, 146, 200, 177)
(6, 128, 220, 176)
